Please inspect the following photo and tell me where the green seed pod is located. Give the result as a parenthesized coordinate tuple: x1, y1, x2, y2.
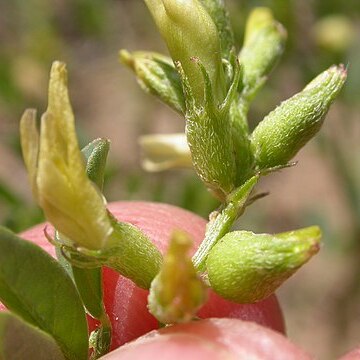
(206, 226, 321, 303)
(239, 7, 287, 100)
(144, 0, 225, 104)
(148, 230, 207, 324)
(120, 50, 185, 113)
(251, 64, 347, 170)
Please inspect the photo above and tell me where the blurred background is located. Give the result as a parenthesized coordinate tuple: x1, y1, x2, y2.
(0, 0, 359, 358)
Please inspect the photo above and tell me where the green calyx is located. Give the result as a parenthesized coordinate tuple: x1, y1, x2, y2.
(206, 226, 321, 303)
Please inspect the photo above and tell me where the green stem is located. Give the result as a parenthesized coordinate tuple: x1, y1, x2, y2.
(230, 97, 254, 186)
(89, 313, 112, 359)
(192, 175, 259, 271)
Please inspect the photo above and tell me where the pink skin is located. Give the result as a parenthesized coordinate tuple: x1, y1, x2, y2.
(17, 201, 285, 350)
(339, 348, 360, 360)
(100, 318, 310, 360)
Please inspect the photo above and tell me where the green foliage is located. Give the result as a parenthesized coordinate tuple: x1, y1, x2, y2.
(0, 312, 65, 360)
(0, 227, 88, 360)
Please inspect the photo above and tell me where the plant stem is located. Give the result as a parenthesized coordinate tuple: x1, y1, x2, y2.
(192, 175, 259, 272)
(90, 312, 112, 359)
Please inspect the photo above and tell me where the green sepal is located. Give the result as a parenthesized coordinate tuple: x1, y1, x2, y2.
(239, 7, 287, 101)
(148, 230, 207, 324)
(251, 64, 347, 170)
(206, 226, 321, 303)
(120, 50, 185, 113)
(192, 175, 259, 271)
(199, 0, 235, 60)
(176, 58, 241, 200)
(0, 227, 88, 360)
(0, 312, 65, 360)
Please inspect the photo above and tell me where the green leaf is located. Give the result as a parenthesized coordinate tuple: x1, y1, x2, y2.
(0, 312, 65, 360)
(0, 227, 88, 360)
(81, 138, 110, 190)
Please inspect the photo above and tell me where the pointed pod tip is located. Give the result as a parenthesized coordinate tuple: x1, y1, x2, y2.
(327, 64, 348, 83)
(337, 63, 348, 79)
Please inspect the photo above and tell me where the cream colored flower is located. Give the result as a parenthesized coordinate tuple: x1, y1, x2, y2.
(20, 61, 112, 250)
(139, 133, 192, 172)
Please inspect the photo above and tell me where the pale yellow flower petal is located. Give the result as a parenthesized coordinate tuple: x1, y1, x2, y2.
(139, 133, 192, 172)
(20, 109, 39, 200)
(36, 61, 112, 250)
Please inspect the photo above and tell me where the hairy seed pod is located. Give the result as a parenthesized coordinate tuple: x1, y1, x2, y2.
(206, 226, 321, 303)
(251, 64, 347, 170)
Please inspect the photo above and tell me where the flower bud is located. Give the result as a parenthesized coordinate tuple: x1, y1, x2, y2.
(20, 61, 113, 250)
(206, 226, 321, 303)
(313, 15, 355, 53)
(144, 0, 225, 104)
(199, 0, 235, 59)
(139, 133, 192, 172)
(251, 64, 347, 169)
(239, 7, 287, 100)
(148, 230, 207, 324)
(120, 50, 185, 113)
